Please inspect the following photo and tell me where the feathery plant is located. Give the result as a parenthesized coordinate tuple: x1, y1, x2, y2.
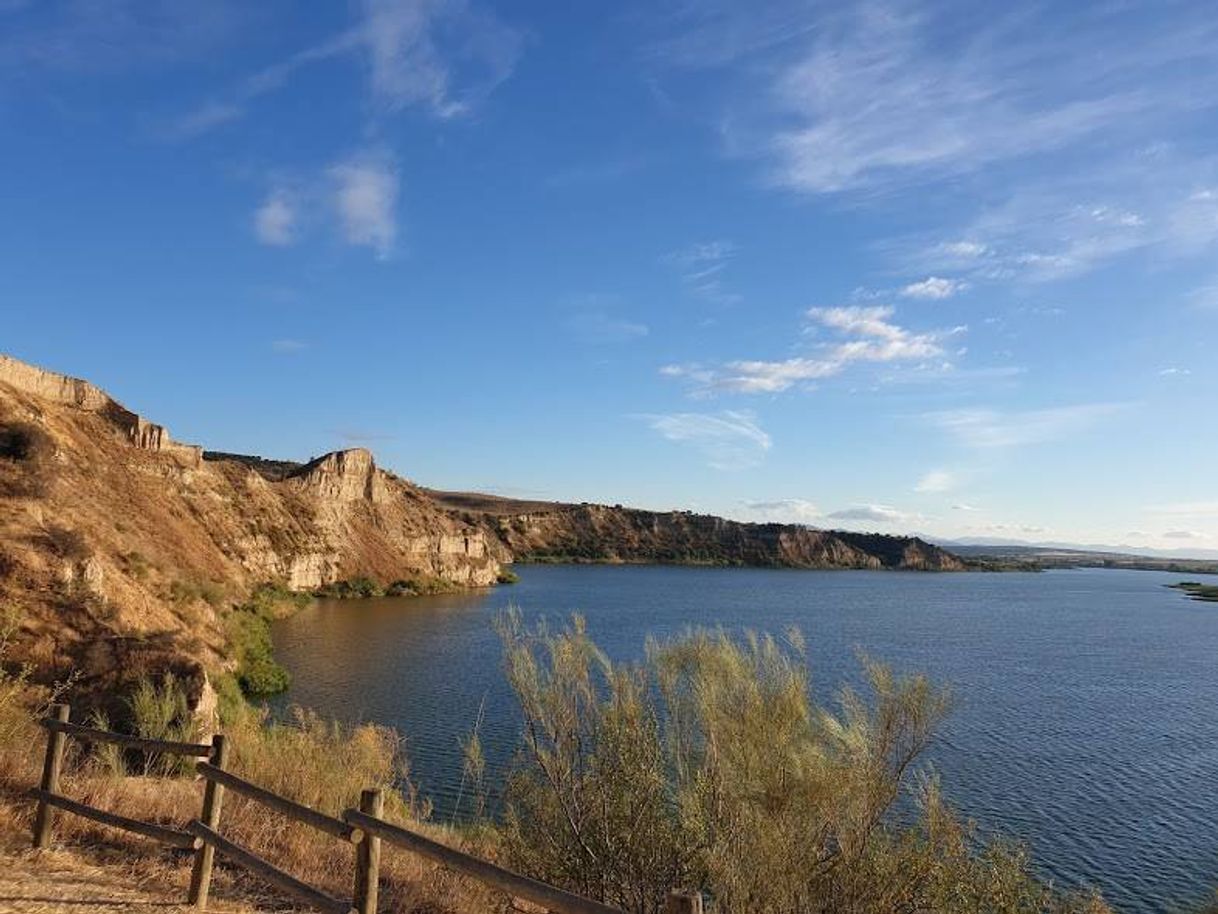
(496, 610, 1110, 914)
(127, 673, 200, 776)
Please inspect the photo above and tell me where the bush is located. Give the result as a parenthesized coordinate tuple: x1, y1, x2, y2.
(225, 608, 290, 696)
(45, 525, 90, 561)
(317, 576, 384, 599)
(0, 420, 54, 497)
(126, 673, 201, 776)
(496, 613, 1112, 914)
(496, 569, 520, 585)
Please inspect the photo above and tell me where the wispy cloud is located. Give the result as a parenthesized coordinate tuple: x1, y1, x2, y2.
(900, 276, 968, 300)
(827, 504, 912, 524)
(271, 339, 309, 353)
(664, 304, 960, 394)
(567, 311, 649, 344)
(914, 469, 956, 493)
(925, 403, 1126, 449)
(361, 0, 522, 118)
(663, 240, 740, 304)
(254, 188, 298, 246)
(167, 0, 521, 136)
(329, 153, 400, 258)
(657, 3, 1218, 195)
(640, 410, 771, 469)
(744, 498, 821, 522)
(0, 1, 243, 74)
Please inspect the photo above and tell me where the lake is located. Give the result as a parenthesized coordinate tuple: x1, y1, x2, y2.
(270, 565, 1218, 912)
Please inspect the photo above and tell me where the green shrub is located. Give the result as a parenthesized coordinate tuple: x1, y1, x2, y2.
(496, 569, 521, 584)
(126, 673, 200, 776)
(316, 576, 384, 599)
(225, 605, 290, 697)
(496, 613, 1112, 914)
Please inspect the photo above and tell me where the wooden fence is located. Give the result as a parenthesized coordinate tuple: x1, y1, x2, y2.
(29, 704, 703, 914)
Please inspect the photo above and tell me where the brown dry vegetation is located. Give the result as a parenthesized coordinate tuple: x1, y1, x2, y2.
(0, 616, 504, 914)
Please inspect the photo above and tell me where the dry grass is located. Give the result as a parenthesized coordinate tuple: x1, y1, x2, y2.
(0, 655, 504, 914)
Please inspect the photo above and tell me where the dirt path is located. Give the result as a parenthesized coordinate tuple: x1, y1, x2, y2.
(0, 837, 253, 914)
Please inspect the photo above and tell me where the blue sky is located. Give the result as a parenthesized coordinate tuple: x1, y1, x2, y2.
(3, 0, 1217, 551)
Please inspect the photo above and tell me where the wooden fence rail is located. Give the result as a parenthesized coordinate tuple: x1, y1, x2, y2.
(29, 703, 699, 914)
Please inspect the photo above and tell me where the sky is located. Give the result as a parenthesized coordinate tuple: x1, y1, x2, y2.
(3, 0, 1217, 553)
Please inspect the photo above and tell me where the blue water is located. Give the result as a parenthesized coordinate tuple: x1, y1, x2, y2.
(270, 565, 1218, 912)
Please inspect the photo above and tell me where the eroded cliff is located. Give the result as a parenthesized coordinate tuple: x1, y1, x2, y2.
(0, 355, 501, 704)
(431, 495, 965, 571)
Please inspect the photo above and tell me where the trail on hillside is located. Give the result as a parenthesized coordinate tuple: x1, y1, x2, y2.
(0, 836, 254, 914)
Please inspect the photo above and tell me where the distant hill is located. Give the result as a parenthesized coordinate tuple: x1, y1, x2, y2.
(428, 490, 966, 572)
(939, 541, 1218, 575)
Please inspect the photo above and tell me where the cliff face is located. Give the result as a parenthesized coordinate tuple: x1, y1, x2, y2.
(433, 497, 966, 571)
(0, 352, 965, 712)
(0, 356, 500, 694)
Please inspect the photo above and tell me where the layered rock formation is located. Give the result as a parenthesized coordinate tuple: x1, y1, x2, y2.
(0, 355, 500, 696)
(0, 354, 203, 465)
(433, 497, 964, 571)
(0, 352, 964, 714)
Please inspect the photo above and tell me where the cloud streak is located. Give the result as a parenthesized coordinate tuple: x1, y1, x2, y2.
(168, 0, 521, 136)
(925, 403, 1126, 449)
(641, 410, 771, 469)
(663, 304, 960, 394)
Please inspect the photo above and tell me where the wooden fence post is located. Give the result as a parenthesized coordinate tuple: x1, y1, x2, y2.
(665, 890, 703, 914)
(189, 733, 228, 910)
(353, 788, 384, 914)
(32, 703, 70, 849)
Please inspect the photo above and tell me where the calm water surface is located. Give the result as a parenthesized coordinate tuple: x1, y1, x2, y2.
(270, 565, 1218, 912)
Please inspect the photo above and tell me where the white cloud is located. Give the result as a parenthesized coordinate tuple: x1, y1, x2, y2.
(640, 410, 771, 470)
(271, 339, 309, 353)
(745, 499, 821, 522)
(360, 0, 522, 118)
(925, 403, 1126, 449)
(900, 276, 968, 300)
(827, 504, 911, 524)
(329, 154, 400, 258)
(254, 189, 297, 246)
(952, 503, 980, 512)
(1164, 530, 1202, 540)
(1159, 367, 1191, 376)
(666, 305, 958, 394)
(165, 0, 520, 137)
(914, 469, 956, 493)
(659, 3, 1218, 196)
(939, 241, 989, 259)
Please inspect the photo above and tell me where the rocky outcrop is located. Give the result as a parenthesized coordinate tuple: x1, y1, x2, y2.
(0, 354, 502, 684)
(0, 354, 202, 466)
(438, 499, 965, 571)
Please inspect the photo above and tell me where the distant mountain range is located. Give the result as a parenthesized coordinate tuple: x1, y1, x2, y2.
(932, 535, 1218, 562)
(930, 537, 1218, 574)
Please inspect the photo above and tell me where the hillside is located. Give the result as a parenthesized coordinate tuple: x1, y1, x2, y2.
(0, 355, 502, 710)
(429, 491, 965, 571)
(0, 353, 964, 714)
